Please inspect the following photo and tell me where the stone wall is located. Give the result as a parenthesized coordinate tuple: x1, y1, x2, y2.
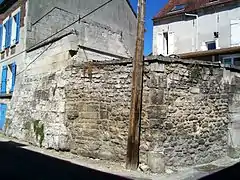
(6, 54, 240, 168)
(141, 58, 229, 166)
(63, 57, 234, 167)
(64, 60, 132, 161)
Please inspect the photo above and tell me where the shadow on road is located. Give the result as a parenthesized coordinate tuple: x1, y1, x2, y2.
(0, 141, 130, 180)
(199, 162, 240, 180)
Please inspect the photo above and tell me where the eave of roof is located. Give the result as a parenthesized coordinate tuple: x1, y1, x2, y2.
(179, 46, 240, 59)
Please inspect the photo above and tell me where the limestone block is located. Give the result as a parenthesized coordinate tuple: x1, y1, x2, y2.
(147, 151, 165, 173)
(190, 87, 200, 94)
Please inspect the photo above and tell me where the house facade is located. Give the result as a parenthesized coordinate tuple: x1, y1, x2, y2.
(152, 0, 240, 65)
(0, 0, 27, 130)
(0, 0, 137, 144)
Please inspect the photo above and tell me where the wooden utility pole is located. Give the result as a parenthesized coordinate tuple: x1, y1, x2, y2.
(126, 0, 146, 170)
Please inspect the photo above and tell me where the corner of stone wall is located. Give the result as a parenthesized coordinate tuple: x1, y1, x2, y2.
(225, 69, 240, 159)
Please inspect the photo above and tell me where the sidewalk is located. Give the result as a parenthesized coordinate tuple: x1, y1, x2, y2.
(0, 135, 239, 180)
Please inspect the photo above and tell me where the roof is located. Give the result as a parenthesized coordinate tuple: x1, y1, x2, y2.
(153, 0, 234, 20)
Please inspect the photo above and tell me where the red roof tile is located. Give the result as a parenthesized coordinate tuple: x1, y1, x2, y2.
(153, 0, 234, 20)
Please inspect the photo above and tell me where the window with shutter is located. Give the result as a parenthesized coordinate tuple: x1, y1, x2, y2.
(11, 11, 20, 45)
(1, 65, 7, 94)
(156, 33, 164, 55)
(10, 62, 16, 93)
(168, 32, 175, 55)
(4, 22, 8, 49)
(0, 24, 2, 51)
(4, 18, 12, 49)
(16, 11, 21, 44)
(0, 103, 7, 130)
(7, 18, 12, 48)
(11, 16, 17, 45)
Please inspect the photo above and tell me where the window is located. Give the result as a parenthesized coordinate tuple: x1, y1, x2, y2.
(4, 18, 12, 49)
(1, 17, 8, 51)
(206, 41, 216, 50)
(1, 65, 7, 94)
(163, 32, 169, 55)
(233, 57, 240, 66)
(222, 58, 232, 66)
(222, 55, 240, 67)
(0, 24, 2, 51)
(0, 103, 7, 130)
(1, 62, 16, 94)
(0, 8, 21, 51)
(11, 10, 20, 45)
(156, 31, 175, 56)
(171, 4, 186, 12)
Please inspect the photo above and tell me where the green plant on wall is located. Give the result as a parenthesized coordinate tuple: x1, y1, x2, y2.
(33, 120, 45, 147)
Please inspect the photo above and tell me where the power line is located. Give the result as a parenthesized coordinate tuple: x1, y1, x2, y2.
(0, 0, 114, 64)
(16, 43, 53, 76)
(27, 0, 114, 52)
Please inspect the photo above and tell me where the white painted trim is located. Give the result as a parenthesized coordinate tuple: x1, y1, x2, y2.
(11, 7, 21, 17)
(1, 16, 9, 51)
(2, 16, 9, 24)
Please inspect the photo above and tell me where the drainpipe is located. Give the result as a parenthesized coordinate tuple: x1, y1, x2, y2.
(185, 13, 199, 51)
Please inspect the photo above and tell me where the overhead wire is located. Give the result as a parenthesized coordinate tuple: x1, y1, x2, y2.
(16, 43, 53, 76)
(11, 0, 114, 76)
(0, 0, 114, 64)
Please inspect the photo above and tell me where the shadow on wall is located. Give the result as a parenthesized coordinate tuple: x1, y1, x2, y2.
(0, 141, 130, 180)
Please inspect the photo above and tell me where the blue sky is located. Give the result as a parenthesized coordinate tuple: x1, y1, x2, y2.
(129, 0, 168, 55)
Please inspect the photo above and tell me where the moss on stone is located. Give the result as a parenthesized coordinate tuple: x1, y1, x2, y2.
(33, 120, 45, 147)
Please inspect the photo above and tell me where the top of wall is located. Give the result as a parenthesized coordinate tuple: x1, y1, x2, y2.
(74, 55, 221, 68)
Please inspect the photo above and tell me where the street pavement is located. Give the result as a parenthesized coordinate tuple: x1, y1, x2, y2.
(1, 137, 240, 180)
(0, 140, 131, 180)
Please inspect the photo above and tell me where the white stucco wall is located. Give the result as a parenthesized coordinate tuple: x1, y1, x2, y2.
(153, 3, 240, 55)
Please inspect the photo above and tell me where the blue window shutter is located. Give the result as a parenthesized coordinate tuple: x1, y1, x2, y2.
(0, 24, 2, 51)
(4, 21, 8, 49)
(4, 18, 12, 48)
(7, 18, 12, 48)
(1, 65, 7, 94)
(16, 11, 21, 44)
(10, 62, 16, 93)
(0, 104, 7, 130)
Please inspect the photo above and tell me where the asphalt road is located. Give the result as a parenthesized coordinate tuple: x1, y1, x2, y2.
(1, 140, 240, 180)
(199, 163, 240, 180)
(0, 140, 130, 180)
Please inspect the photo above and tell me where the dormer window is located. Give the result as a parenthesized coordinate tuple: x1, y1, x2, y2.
(171, 4, 186, 12)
